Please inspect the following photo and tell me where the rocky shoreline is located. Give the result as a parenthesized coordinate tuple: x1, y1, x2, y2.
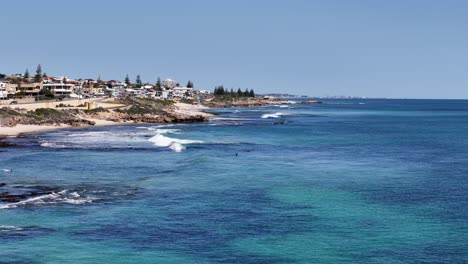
(0, 97, 321, 138)
(0, 98, 210, 137)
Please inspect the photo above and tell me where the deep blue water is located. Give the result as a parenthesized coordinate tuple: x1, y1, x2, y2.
(1, 99, 467, 263)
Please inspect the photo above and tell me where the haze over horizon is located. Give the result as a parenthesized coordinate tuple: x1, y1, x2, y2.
(1, 0, 468, 99)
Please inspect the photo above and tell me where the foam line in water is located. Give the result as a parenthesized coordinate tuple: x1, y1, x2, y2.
(0, 190, 92, 209)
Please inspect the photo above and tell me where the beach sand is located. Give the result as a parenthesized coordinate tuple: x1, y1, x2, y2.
(0, 124, 71, 137)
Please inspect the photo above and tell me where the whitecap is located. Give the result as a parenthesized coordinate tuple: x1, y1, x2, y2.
(148, 133, 203, 152)
(153, 129, 182, 134)
(0, 225, 23, 231)
(40, 141, 68, 148)
(0, 190, 92, 209)
(261, 112, 287, 119)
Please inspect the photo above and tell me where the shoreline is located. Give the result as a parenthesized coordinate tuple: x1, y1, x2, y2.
(0, 102, 212, 138)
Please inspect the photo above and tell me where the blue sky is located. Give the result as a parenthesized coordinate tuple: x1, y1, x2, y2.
(1, 0, 468, 98)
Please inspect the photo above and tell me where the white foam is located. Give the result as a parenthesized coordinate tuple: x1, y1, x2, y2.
(0, 225, 23, 231)
(40, 141, 68, 148)
(153, 129, 181, 134)
(0, 190, 92, 209)
(148, 132, 203, 152)
(261, 112, 287, 119)
(169, 143, 185, 152)
(279, 105, 289, 108)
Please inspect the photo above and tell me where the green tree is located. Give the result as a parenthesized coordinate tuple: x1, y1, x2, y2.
(125, 74, 130, 86)
(136, 75, 142, 88)
(249, 89, 255, 97)
(215, 85, 225, 95)
(243, 89, 249, 97)
(34, 64, 42, 82)
(24, 68, 30, 79)
(237, 88, 242, 97)
(42, 72, 47, 78)
(155, 77, 162, 91)
(187, 80, 193, 88)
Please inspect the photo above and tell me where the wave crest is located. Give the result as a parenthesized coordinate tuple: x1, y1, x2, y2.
(148, 129, 203, 152)
(261, 112, 287, 119)
(0, 190, 92, 209)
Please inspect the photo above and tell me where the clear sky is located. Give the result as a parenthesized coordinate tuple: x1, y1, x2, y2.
(1, 0, 468, 98)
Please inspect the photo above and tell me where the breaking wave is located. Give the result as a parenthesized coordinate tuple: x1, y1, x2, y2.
(261, 112, 287, 119)
(0, 225, 23, 232)
(0, 190, 92, 209)
(148, 129, 203, 152)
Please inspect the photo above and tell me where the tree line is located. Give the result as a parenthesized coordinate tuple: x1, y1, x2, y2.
(213, 86, 255, 97)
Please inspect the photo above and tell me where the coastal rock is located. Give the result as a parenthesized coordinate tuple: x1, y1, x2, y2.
(0, 137, 17, 148)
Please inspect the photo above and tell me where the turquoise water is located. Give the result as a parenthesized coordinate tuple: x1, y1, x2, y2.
(1, 99, 468, 263)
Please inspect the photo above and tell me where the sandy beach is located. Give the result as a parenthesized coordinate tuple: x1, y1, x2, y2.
(0, 119, 123, 137)
(0, 124, 71, 137)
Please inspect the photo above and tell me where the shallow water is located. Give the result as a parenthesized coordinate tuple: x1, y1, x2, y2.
(1, 99, 468, 263)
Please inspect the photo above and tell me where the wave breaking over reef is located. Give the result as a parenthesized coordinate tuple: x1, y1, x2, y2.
(0, 183, 140, 209)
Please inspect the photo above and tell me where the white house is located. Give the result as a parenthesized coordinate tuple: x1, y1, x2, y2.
(0, 82, 7, 99)
(198, 90, 211, 95)
(173, 86, 193, 98)
(161, 90, 172, 99)
(43, 77, 74, 96)
(162, 79, 178, 89)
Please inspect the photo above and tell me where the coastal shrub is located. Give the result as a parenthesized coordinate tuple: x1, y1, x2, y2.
(117, 97, 174, 114)
(0, 107, 21, 117)
(180, 98, 194, 104)
(125, 106, 149, 115)
(31, 108, 65, 118)
(84, 107, 108, 114)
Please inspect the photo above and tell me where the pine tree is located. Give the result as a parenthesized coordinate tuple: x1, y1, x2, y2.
(125, 74, 130, 85)
(214, 85, 226, 96)
(136, 75, 142, 88)
(42, 73, 47, 78)
(249, 89, 255, 97)
(187, 80, 193, 88)
(34, 64, 42, 82)
(156, 77, 162, 91)
(237, 88, 242, 97)
(243, 89, 249, 97)
(24, 69, 30, 79)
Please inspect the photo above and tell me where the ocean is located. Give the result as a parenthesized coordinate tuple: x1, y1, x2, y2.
(1, 99, 467, 263)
